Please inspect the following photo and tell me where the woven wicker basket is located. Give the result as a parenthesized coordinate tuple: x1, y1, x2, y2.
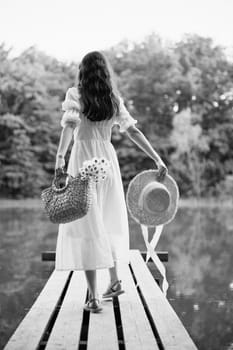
(41, 169, 93, 224)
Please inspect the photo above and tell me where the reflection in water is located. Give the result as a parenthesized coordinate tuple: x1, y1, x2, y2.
(130, 206, 233, 350)
(0, 208, 56, 348)
(0, 206, 233, 349)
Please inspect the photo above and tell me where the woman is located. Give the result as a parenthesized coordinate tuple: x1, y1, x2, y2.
(55, 51, 167, 312)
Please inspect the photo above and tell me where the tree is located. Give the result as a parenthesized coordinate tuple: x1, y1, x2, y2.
(0, 45, 76, 197)
(0, 114, 47, 197)
(170, 108, 209, 197)
(1, 34, 233, 198)
(174, 35, 233, 194)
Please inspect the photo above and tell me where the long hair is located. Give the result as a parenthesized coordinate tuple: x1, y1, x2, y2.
(77, 51, 120, 121)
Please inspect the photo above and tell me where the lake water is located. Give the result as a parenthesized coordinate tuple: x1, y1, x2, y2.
(0, 202, 233, 349)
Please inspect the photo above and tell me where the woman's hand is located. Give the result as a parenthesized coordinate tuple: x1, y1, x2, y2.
(125, 127, 168, 181)
(156, 160, 168, 182)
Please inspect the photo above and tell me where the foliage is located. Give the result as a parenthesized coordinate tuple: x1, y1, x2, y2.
(170, 108, 210, 197)
(0, 114, 44, 197)
(0, 45, 76, 197)
(0, 34, 233, 198)
(106, 34, 233, 196)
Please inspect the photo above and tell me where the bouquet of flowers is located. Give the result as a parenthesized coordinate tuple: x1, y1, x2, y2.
(79, 157, 111, 182)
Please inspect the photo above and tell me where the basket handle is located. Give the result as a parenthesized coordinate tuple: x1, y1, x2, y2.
(53, 167, 69, 192)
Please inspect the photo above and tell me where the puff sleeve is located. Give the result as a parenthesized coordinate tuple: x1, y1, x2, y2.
(60, 87, 81, 128)
(114, 97, 137, 133)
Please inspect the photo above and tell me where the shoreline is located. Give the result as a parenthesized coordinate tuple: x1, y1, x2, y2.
(0, 197, 233, 209)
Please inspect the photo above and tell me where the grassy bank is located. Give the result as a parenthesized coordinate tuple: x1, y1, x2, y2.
(0, 197, 233, 209)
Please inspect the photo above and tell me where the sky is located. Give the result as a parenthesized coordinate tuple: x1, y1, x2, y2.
(1, 0, 233, 62)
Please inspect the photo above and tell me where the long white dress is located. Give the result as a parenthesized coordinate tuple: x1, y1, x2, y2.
(55, 87, 137, 271)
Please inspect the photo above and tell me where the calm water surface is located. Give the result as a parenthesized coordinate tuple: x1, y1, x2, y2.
(0, 203, 233, 349)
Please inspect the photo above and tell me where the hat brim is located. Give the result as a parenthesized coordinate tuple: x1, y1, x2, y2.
(126, 170, 179, 227)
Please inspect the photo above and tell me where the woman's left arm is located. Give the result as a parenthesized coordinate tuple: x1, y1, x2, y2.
(55, 125, 74, 170)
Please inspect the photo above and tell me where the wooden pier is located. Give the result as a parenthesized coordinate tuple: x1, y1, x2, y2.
(4, 250, 197, 349)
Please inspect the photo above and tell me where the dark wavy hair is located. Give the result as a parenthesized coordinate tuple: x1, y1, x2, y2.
(76, 51, 120, 121)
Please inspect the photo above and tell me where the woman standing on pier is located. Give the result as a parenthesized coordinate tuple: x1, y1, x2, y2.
(55, 51, 167, 312)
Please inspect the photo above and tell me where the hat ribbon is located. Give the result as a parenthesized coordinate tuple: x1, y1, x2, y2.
(140, 224, 168, 296)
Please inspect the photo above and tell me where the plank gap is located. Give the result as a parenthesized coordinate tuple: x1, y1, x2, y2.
(78, 290, 90, 350)
(36, 271, 73, 350)
(128, 263, 164, 350)
(113, 297, 126, 350)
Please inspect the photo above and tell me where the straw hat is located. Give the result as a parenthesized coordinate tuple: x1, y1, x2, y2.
(126, 170, 179, 227)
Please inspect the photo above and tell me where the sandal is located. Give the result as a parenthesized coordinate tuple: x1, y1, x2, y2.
(83, 298, 103, 313)
(102, 280, 125, 299)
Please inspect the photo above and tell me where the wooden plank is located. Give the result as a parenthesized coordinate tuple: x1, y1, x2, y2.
(4, 271, 71, 350)
(87, 269, 119, 350)
(129, 250, 198, 350)
(41, 251, 168, 262)
(46, 271, 87, 349)
(118, 263, 159, 350)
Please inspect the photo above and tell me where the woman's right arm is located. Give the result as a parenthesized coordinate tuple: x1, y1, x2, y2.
(55, 125, 74, 170)
(55, 87, 81, 170)
(125, 125, 168, 180)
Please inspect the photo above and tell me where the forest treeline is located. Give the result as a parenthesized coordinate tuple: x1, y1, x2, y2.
(1, 33, 233, 198)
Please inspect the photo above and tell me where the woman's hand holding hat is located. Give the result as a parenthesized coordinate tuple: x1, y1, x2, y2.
(156, 159, 168, 182)
(126, 169, 179, 227)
